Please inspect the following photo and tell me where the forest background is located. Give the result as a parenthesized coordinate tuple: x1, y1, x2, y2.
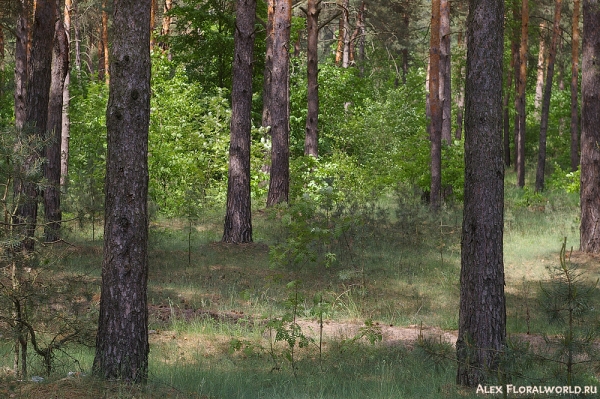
(0, 0, 599, 397)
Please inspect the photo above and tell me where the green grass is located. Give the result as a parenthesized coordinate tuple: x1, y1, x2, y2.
(1, 186, 599, 398)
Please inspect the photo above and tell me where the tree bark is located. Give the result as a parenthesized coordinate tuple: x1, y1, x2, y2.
(61, 0, 72, 186)
(304, 0, 321, 157)
(93, 0, 151, 382)
(262, 0, 274, 130)
(570, 0, 580, 172)
(535, 0, 562, 192)
(14, 0, 57, 251)
(101, 0, 109, 83)
(534, 22, 546, 114)
(515, 0, 528, 188)
(504, 20, 518, 168)
(579, 0, 600, 254)
(150, 0, 157, 48)
(428, 0, 442, 209)
(440, 0, 451, 144)
(457, 0, 505, 386)
(44, 10, 69, 243)
(222, 0, 256, 244)
(266, 0, 291, 206)
(160, 0, 172, 51)
(14, 0, 29, 132)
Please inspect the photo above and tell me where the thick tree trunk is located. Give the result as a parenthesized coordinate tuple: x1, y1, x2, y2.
(534, 23, 546, 114)
(93, 0, 151, 382)
(428, 0, 442, 209)
(580, 0, 600, 253)
(304, 0, 320, 157)
(515, 0, 528, 188)
(44, 13, 69, 243)
(266, 0, 291, 206)
(15, 0, 57, 251)
(222, 0, 256, 244)
(535, 0, 562, 192)
(570, 0, 580, 172)
(457, 0, 505, 386)
(440, 0, 451, 144)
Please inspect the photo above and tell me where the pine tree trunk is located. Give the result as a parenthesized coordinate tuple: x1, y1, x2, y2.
(160, 0, 172, 51)
(44, 13, 69, 243)
(262, 0, 274, 130)
(515, 0, 528, 188)
(535, 0, 562, 192)
(534, 23, 546, 115)
(266, 0, 291, 206)
(15, 0, 57, 252)
(222, 0, 256, 244)
(429, 0, 442, 209)
(579, 0, 600, 254)
(440, 0, 451, 144)
(101, 0, 109, 83)
(93, 0, 151, 382)
(61, 0, 72, 186)
(304, 0, 320, 157)
(570, 0, 580, 172)
(14, 0, 29, 132)
(457, 0, 505, 385)
(504, 22, 518, 167)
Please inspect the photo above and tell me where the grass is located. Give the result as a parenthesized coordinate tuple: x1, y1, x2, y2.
(1, 184, 599, 398)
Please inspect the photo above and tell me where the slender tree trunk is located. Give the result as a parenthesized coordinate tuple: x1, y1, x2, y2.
(535, 0, 562, 192)
(101, 0, 109, 83)
(534, 22, 546, 115)
(515, 0, 528, 188)
(262, 0, 274, 130)
(579, 0, 600, 253)
(570, 0, 580, 172)
(222, 0, 256, 244)
(335, 0, 349, 67)
(504, 22, 518, 168)
(44, 8, 69, 243)
(440, 0, 451, 144)
(457, 0, 505, 385)
(0, 26, 4, 98)
(160, 0, 172, 51)
(61, 0, 72, 186)
(455, 31, 465, 140)
(304, 0, 320, 157)
(429, 0, 442, 209)
(15, 0, 29, 132)
(266, 0, 291, 206)
(150, 0, 157, 48)
(72, 0, 81, 76)
(15, 0, 57, 252)
(93, 0, 150, 383)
